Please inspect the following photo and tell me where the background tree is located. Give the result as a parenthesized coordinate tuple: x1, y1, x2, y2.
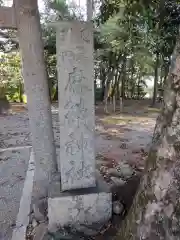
(42, 0, 84, 101)
(93, 0, 180, 110)
(115, 24, 180, 240)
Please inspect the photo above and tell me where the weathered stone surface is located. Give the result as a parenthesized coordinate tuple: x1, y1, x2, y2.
(32, 218, 38, 228)
(116, 163, 134, 179)
(33, 222, 47, 240)
(48, 170, 112, 231)
(32, 198, 48, 222)
(56, 21, 96, 191)
(75, 224, 101, 236)
(48, 172, 61, 197)
(110, 176, 126, 186)
(48, 192, 112, 231)
(108, 168, 122, 177)
(14, 0, 57, 199)
(48, 226, 96, 239)
(0, 148, 31, 240)
(112, 201, 124, 215)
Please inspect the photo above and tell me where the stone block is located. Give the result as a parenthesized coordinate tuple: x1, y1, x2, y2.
(48, 170, 112, 232)
(48, 191, 112, 231)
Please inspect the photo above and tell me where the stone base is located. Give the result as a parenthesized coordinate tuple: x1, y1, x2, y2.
(48, 171, 112, 232)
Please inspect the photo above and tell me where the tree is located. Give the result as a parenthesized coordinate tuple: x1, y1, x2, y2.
(94, 0, 180, 110)
(43, 0, 85, 101)
(114, 6, 180, 240)
(115, 32, 180, 239)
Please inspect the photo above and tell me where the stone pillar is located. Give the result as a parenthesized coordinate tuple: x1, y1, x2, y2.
(86, 0, 93, 21)
(48, 21, 112, 231)
(56, 21, 96, 191)
(14, 0, 57, 199)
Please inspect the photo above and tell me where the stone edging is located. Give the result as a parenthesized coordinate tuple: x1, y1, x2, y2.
(11, 149, 35, 240)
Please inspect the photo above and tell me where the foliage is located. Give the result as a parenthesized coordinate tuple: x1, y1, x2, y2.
(42, 0, 85, 101)
(0, 52, 23, 102)
(93, 0, 180, 102)
(0, 0, 179, 103)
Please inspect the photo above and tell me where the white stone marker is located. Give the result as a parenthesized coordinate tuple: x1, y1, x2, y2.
(48, 21, 112, 231)
(56, 21, 96, 191)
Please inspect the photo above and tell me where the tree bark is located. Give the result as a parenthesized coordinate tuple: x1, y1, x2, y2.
(115, 32, 180, 240)
(152, 53, 159, 106)
(100, 67, 106, 101)
(121, 56, 126, 100)
(137, 76, 141, 100)
(53, 84, 58, 101)
(18, 79, 23, 103)
(111, 69, 118, 97)
(14, 0, 57, 199)
(103, 67, 114, 113)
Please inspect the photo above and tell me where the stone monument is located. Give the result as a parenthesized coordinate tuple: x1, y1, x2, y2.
(48, 21, 112, 231)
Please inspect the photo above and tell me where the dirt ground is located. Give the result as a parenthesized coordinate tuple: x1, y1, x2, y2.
(0, 100, 158, 173)
(0, 100, 159, 239)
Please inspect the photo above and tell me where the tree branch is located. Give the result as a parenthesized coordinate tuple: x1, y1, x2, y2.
(0, 6, 17, 29)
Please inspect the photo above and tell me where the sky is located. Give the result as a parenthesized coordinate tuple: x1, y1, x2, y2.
(38, 0, 86, 12)
(2, 0, 86, 11)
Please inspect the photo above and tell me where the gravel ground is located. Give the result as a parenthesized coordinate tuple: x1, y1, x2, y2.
(0, 148, 31, 240)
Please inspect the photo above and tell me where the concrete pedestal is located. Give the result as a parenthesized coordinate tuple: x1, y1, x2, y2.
(48, 192, 111, 231)
(48, 171, 112, 232)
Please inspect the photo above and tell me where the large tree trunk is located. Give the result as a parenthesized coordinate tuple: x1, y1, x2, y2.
(14, 0, 57, 199)
(115, 33, 180, 240)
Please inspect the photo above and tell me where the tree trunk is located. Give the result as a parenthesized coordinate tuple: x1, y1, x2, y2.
(116, 72, 120, 98)
(152, 53, 159, 106)
(100, 67, 106, 101)
(121, 74, 125, 99)
(113, 95, 116, 112)
(14, 0, 57, 199)
(121, 57, 126, 100)
(137, 76, 140, 100)
(53, 84, 58, 101)
(19, 80, 23, 103)
(104, 67, 114, 113)
(115, 32, 180, 240)
(111, 68, 119, 97)
(130, 61, 135, 98)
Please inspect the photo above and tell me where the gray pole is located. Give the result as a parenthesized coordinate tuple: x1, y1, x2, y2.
(14, 0, 57, 199)
(86, 0, 93, 21)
